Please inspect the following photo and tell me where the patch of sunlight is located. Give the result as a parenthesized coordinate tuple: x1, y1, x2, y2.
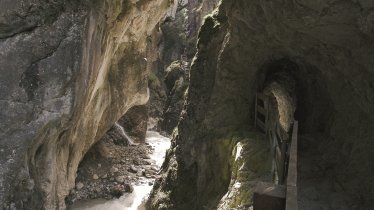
(235, 142, 243, 161)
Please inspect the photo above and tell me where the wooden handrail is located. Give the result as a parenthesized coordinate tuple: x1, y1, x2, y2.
(254, 93, 268, 132)
(286, 121, 298, 210)
(257, 92, 267, 101)
(253, 92, 298, 210)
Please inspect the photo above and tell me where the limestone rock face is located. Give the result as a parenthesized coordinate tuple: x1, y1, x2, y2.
(217, 134, 271, 209)
(147, 0, 220, 133)
(118, 105, 148, 143)
(0, 0, 172, 209)
(150, 0, 374, 209)
(160, 61, 188, 134)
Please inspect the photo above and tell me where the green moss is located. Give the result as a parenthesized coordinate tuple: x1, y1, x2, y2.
(220, 131, 272, 208)
(148, 71, 161, 89)
(166, 61, 182, 72)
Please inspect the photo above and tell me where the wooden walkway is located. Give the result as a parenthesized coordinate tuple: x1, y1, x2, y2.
(253, 92, 299, 210)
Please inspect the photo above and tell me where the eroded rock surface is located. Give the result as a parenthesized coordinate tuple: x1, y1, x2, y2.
(0, 0, 173, 209)
(65, 134, 157, 205)
(2, 0, 374, 209)
(119, 105, 149, 143)
(146, 0, 220, 134)
(217, 133, 271, 209)
(150, 0, 374, 209)
(159, 61, 189, 134)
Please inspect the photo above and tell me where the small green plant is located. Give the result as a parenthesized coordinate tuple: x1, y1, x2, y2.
(149, 71, 161, 88)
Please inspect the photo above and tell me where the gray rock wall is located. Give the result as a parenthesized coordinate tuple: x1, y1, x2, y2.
(147, 0, 220, 134)
(0, 0, 172, 209)
(150, 0, 374, 209)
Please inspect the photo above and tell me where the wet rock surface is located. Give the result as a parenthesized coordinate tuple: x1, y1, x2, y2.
(118, 105, 149, 143)
(65, 134, 160, 205)
(66, 130, 170, 210)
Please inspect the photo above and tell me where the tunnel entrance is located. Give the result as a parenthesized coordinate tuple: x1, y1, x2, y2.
(256, 59, 299, 136)
(256, 58, 333, 135)
(255, 58, 363, 210)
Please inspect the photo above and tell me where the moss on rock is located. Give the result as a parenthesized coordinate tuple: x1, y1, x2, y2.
(218, 131, 272, 209)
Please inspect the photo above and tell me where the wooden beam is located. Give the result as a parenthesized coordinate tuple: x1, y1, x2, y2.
(275, 146, 282, 161)
(257, 119, 266, 131)
(257, 105, 267, 115)
(257, 92, 267, 101)
(286, 121, 298, 210)
(253, 182, 286, 210)
(255, 93, 258, 128)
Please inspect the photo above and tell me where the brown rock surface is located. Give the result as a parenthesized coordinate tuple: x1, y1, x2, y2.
(0, 0, 173, 209)
(65, 134, 158, 205)
(150, 0, 374, 209)
(118, 105, 148, 143)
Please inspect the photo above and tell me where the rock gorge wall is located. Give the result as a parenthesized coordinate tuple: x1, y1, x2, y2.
(150, 0, 374, 209)
(147, 0, 220, 134)
(0, 0, 173, 209)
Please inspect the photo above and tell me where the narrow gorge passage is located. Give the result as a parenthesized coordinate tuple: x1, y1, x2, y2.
(60, 1, 210, 209)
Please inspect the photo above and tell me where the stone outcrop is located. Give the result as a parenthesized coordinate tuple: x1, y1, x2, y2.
(150, 0, 374, 209)
(0, 0, 173, 209)
(147, 0, 220, 134)
(217, 134, 271, 209)
(160, 61, 189, 134)
(118, 105, 148, 143)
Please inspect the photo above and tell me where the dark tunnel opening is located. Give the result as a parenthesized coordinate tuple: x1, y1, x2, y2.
(256, 58, 334, 135)
(254, 58, 367, 209)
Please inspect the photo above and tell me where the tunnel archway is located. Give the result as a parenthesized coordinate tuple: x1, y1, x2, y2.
(254, 58, 368, 209)
(255, 58, 334, 135)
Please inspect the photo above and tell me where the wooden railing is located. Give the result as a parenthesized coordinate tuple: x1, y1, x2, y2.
(254, 92, 269, 132)
(255, 92, 287, 184)
(269, 122, 288, 185)
(286, 121, 298, 210)
(253, 92, 298, 210)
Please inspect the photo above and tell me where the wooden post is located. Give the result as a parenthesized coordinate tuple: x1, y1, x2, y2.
(286, 121, 298, 210)
(278, 140, 287, 185)
(255, 93, 258, 129)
